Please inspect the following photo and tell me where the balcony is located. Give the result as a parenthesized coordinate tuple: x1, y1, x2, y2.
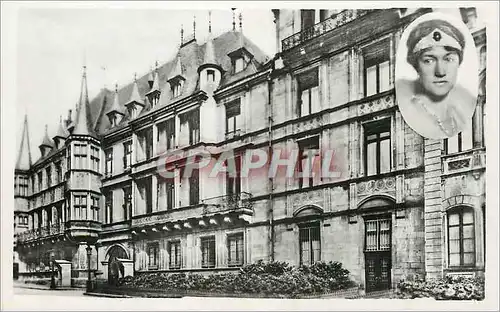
(131, 192, 253, 234)
(281, 9, 372, 51)
(442, 148, 486, 178)
(16, 223, 66, 245)
(65, 220, 102, 244)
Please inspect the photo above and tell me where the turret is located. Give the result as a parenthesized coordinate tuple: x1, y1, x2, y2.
(198, 11, 223, 94)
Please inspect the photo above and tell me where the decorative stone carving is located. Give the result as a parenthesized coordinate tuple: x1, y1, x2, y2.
(358, 94, 394, 115)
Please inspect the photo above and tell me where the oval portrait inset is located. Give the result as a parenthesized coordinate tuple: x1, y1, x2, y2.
(395, 12, 478, 139)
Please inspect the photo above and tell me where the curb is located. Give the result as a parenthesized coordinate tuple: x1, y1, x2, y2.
(14, 284, 81, 291)
(84, 292, 132, 298)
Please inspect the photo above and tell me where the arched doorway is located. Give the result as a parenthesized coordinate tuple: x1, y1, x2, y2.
(106, 245, 128, 285)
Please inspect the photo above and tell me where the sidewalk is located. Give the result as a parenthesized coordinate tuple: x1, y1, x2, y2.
(14, 281, 81, 291)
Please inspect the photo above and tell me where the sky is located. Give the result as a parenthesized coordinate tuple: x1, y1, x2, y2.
(15, 5, 276, 161)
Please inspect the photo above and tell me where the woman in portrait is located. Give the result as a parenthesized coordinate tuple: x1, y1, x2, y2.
(396, 18, 477, 139)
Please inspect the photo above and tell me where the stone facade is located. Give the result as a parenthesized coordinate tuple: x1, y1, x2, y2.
(14, 7, 487, 292)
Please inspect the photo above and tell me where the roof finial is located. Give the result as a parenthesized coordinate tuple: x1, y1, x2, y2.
(181, 24, 184, 45)
(193, 15, 196, 39)
(59, 115, 62, 123)
(134, 72, 137, 81)
(239, 12, 243, 32)
(115, 83, 118, 93)
(155, 60, 159, 71)
(82, 64, 87, 77)
(45, 124, 48, 134)
(232, 8, 236, 31)
(208, 10, 212, 34)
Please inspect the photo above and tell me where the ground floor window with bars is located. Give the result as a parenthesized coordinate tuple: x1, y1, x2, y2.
(299, 223, 321, 265)
(201, 236, 216, 268)
(168, 241, 181, 269)
(365, 218, 391, 251)
(227, 233, 244, 267)
(147, 242, 159, 269)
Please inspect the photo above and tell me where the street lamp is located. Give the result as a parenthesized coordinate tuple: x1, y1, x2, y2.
(86, 245, 92, 292)
(50, 250, 56, 289)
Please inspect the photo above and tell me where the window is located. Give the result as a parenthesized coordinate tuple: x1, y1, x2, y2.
(363, 41, 391, 97)
(297, 68, 320, 117)
(105, 192, 113, 224)
(74, 143, 88, 170)
(147, 242, 160, 269)
(37, 172, 43, 192)
(123, 186, 132, 221)
(66, 145, 71, 172)
(73, 194, 87, 220)
(297, 136, 320, 188)
(171, 81, 183, 98)
(105, 148, 113, 177)
(180, 109, 200, 146)
(123, 141, 132, 169)
(19, 176, 29, 196)
(445, 128, 473, 154)
(168, 241, 181, 269)
(365, 218, 391, 252)
(301, 9, 316, 30)
(91, 145, 100, 172)
(448, 207, 475, 267)
(226, 156, 241, 198)
(138, 177, 153, 214)
(91, 195, 100, 221)
(46, 167, 52, 188)
(156, 119, 176, 154)
(233, 57, 244, 73)
(55, 161, 62, 184)
(299, 223, 321, 265)
(225, 99, 241, 135)
(201, 236, 216, 268)
(207, 70, 215, 82)
(227, 233, 244, 267)
(157, 177, 175, 211)
(189, 168, 199, 206)
(364, 120, 391, 176)
(149, 92, 160, 107)
(138, 128, 153, 161)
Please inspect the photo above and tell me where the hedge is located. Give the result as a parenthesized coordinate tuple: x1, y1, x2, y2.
(116, 260, 355, 297)
(396, 275, 485, 300)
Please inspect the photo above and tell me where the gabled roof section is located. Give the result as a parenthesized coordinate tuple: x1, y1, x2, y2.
(53, 116, 69, 140)
(168, 55, 185, 82)
(108, 84, 126, 116)
(40, 125, 53, 148)
(16, 114, 32, 171)
(72, 66, 97, 138)
(125, 77, 145, 107)
(146, 70, 161, 96)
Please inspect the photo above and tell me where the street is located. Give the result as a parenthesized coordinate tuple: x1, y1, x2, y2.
(13, 285, 85, 297)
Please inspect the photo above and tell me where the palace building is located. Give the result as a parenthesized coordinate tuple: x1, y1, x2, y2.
(14, 8, 486, 292)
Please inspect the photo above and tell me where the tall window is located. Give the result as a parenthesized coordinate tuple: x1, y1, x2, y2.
(91, 145, 100, 172)
(365, 218, 391, 251)
(55, 161, 62, 184)
(105, 192, 113, 224)
(364, 120, 391, 176)
(37, 171, 43, 192)
(157, 177, 175, 211)
(297, 136, 320, 188)
(169, 241, 182, 269)
(147, 242, 159, 269)
(201, 236, 216, 268)
(297, 68, 320, 117)
(123, 141, 132, 169)
(448, 207, 475, 267)
(364, 41, 391, 97)
(123, 186, 132, 221)
(207, 69, 215, 82)
(226, 157, 241, 197)
(189, 168, 200, 206)
(171, 81, 183, 98)
(138, 177, 153, 214)
(227, 233, 244, 267)
(74, 143, 88, 170)
(73, 194, 87, 220)
(180, 109, 200, 146)
(225, 99, 241, 136)
(301, 9, 316, 30)
(138, 128, 153, 161)
(91, 195, 100, 221)
(299, 223, 321, 265)
(445, 127, 473, 154)
(156, 119, 176, 154)
(105, 148, 113, 177)
(46, 167, 52, 188)
(19, 176, 29, 196)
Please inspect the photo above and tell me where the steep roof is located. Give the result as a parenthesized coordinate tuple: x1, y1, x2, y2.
(15, 115, 32, 171)
(91, 30, 269, 136)
(72, 66, 97, 138)
(53, 116, 69, 140)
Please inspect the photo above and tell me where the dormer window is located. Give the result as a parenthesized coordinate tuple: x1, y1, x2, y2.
(109, 114, 118, 127)
(150, 93, 160, 107)
(235, 58, 245, 73)
(207, 70, 215, 82)
(171, 80, 183, 98)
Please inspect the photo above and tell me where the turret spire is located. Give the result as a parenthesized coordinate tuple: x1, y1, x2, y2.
(72, 65, 96, 137)
(181, 24, 184, 45)
(193, 15, 196, 40)
(126, 74, 144, 106)
(15, 114, 32, 170)
(232, 8, 236, 31)
(208, 10, 212, 34)
(39, 124, 54, 157)
(53, 115, 69, 145)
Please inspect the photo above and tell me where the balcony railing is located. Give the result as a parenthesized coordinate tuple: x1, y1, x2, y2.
(281, 9, 372, 51)
(131, 192, 253, 228)
(17, 223, 65, 243)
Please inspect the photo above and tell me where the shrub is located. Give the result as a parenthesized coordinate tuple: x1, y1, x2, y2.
(396, 275, 484, 300)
